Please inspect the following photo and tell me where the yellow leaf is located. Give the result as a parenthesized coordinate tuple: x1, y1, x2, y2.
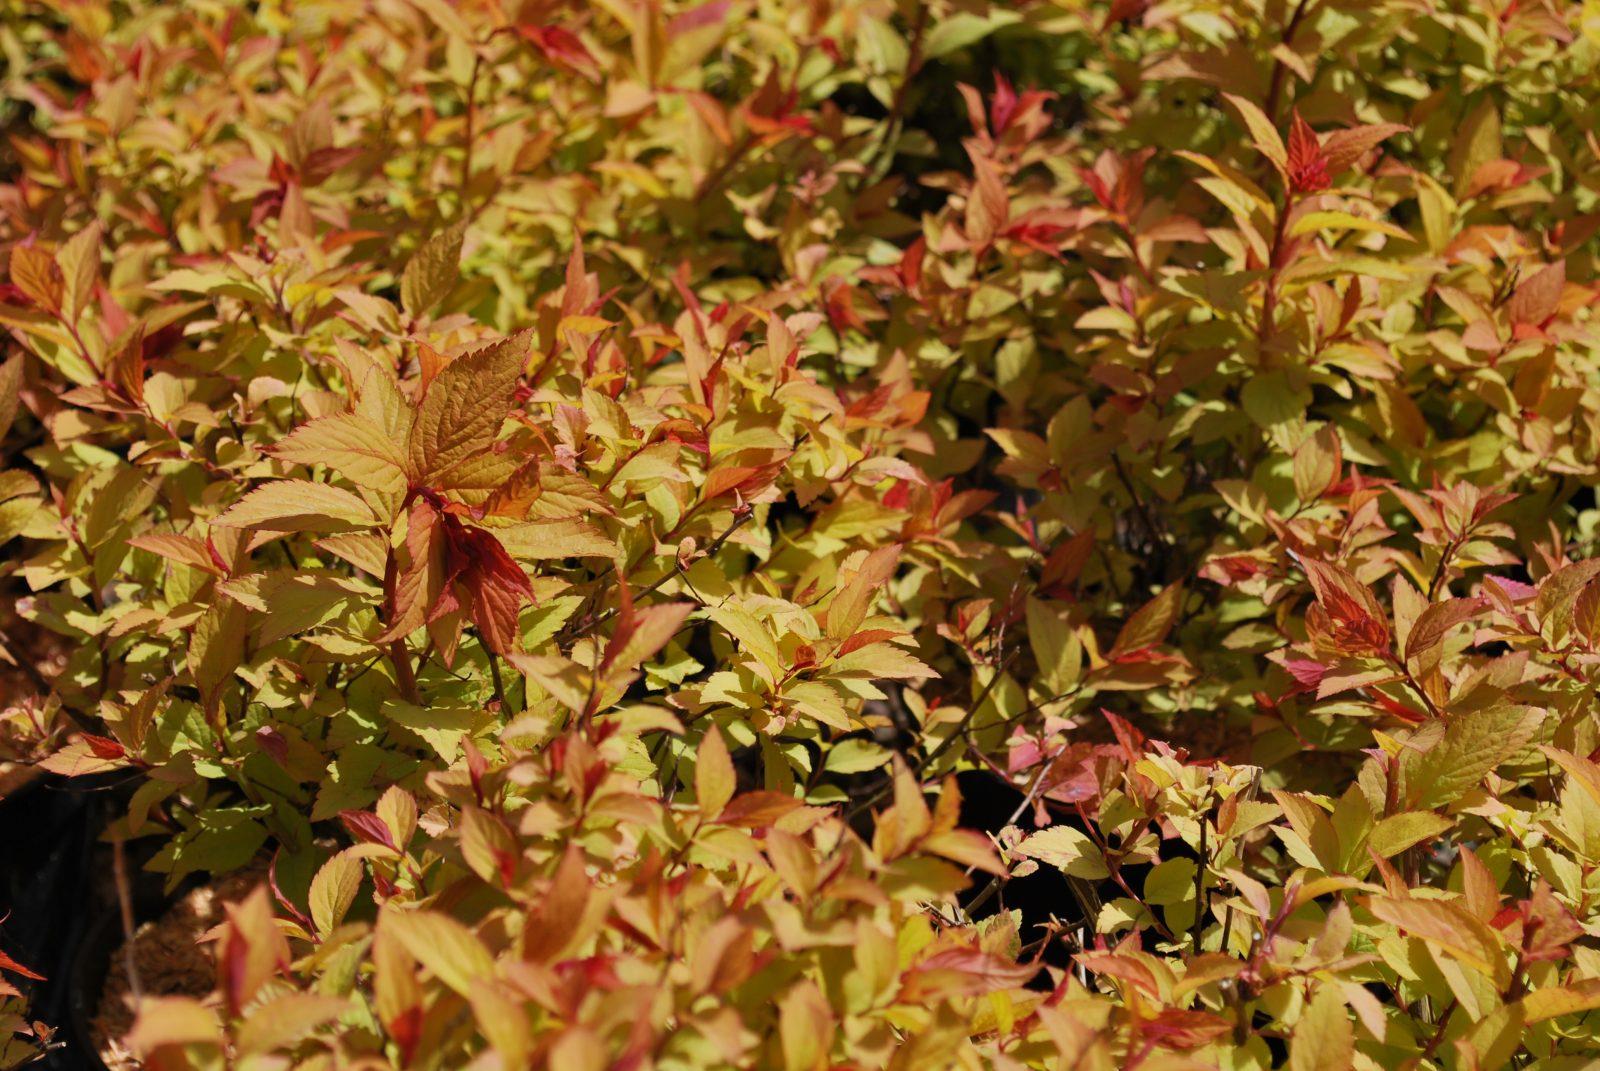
(1224, 93, 1287, 176)
(1538, 746, 1600, 809)
(1368, 895, 1507, 983)
(380, 907, 496, 996)
(55, 221, 101, 323)
(779, 980, 834, 1071)
(408, 330, 533, 488)
(487, 518, 617, 560)
(1292, 425, 1342, 503)
(400, 221, 467, 318)
(235, 993, 348, 1055)
(1519, 978, 1600, 1023)
(696, 725, 735, 818)
(1015, 825, 1109, 880)
(269, 412, 409, 496)
(214, 480, 378, 532)
(8, 245, 62, 313)
(126, 997, 221, 1056)
(1286, 984, 1352, 1071)
(469, 981, 532, 1069)
(309, 850, 363, 936)
(558, 314, 614, 334)
(1289, 211, 1414, 242)
(188, 600, 250, 717)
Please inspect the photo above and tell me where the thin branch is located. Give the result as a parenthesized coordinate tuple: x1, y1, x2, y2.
(1263, 0, 1321, 123)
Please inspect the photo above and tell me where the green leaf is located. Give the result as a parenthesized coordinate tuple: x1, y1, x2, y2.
(824, 737, 893, 775)
(1408, 704, 1541, 809)
(1289, 211, 1413, 242)
(922, 11, 1021, 60)
(1026, 597, 1082, 695)
(1143, 858, 1196, 906)
(1367, 812, 1453, 859)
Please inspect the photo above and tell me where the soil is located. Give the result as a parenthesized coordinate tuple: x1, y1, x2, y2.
(90, 869, 263, 1071)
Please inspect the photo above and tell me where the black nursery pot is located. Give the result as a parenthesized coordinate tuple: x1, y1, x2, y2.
(0, 771, 167, 1071)
(64, 913, 123, 1071)
(63, 866, 180, 1071)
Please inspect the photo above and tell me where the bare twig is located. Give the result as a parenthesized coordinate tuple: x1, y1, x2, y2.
(113, 838, 142, 1003)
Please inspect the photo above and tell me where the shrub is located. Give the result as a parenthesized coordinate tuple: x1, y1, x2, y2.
(5, 0, 1600, 1068)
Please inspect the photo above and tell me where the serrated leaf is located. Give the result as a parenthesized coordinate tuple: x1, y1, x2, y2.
(400, 222, 467, 318)
(1026, 597, 1081, 694)
(1224, 93, 1287, 176)
(1367, 811, 1453, 859)
(56, 222, 101, 323)
(1292, 425, 1342, 503)
(1014, 826, 1108, 880)
(489, 518, 616, 560)
(309, 850, 363, 936)
(1539, 746, 1600, 810)
(215, 480, 378, 532)
(1409, 704, 1539, 809)
(1286, 984, 1352, 1071)
(1368, 895, 1506, 983)
(235, 992, 349, 1056)
(270, 412, 409, 496)
(1536, 559, 1600, 647)
(9, 245, 62, 313)
(0, 354, 21, 442)
(1520, 978, 1600, 1023)
(126, 998, 221, 1056)
(1111, 582, 1183, 658)
(381, 908, 496, 996)
(696, 726, 735, 819)
(1404, 596, 1485, 662)
(408, 330, 532, 488)
(189, 600, 250, 717)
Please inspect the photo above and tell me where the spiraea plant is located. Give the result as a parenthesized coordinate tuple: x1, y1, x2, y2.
(5, 0, 1600, 1069)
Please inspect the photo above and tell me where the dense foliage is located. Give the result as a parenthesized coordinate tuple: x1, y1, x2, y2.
(6, 0, 1600, 1068)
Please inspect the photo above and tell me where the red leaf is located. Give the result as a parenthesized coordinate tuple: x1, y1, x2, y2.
(1286, 111, 1330, 193)
(0, 948, 44, 982)
(717, 791, 805, 828)
(990, 71, 1019, 134)
(436, 515, 535, 654)
(518, 26, 599, 81)
(339, 810, 398, 851)
(1506, 260, 1565, 328)
(83, 733, 125, 760)
(1295, 554, 1391, 656)
(1141, 1008, 1232, 1049)
(1102, 709, 1146, 763)
(836, 629, 902, 657)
